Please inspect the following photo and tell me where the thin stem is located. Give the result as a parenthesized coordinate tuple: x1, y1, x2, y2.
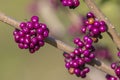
(84, 0, 120, 50)
(0, 12, 20, 29)
(0, 12, 116, 76)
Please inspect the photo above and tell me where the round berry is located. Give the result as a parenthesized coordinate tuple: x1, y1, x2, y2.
(94, 21, 100, 27)
(81, 27, 86, 33)
(19, 22, 26, 29)
(18, 43, 24, 49)
(100, 21, 106, 26)
(87, 12, 95, 18)
(43, 30, 49, 38)
(92, 28, 100, 36)
(74, 37, 80, 44)
(27, 22, 34, 30)
(99, 25, 107, 32)
(74, 68, 80, 75)
(31, 16, 39, 22)
(115, 67, 120, 76)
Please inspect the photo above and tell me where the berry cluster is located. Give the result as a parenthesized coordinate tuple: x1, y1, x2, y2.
(106, 74, 118, 80)
(60, 0, 80, 9)
(63, 12, 108, 78)
(13, 16, 49, 53)
(81, 12, 107, 42)
(111, 61, 120, 79)
(106, 52, 120, 80)
(63, 37, 95, 78)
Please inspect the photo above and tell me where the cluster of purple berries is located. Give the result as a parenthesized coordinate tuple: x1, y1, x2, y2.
(105, 52, 120, 80)
(63, 37, 95, 78)
(111, 61, 120, 79)
(60, 0, 80, 9)
(81, 12, 107, 42)
(13, 16, 49, 53)
(106, 74, 118, 80)
(63, 12, 108, 78)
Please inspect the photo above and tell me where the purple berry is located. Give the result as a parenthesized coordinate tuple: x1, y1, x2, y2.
(115, 67, 120, 76)
(22, 27, 30, 34)
(87, 24, 93, 31)
(41, 23, 47, 30)
(37, 28, 44, 34)
(31, 16, 39, 22)
(65, 62, 71, 69)
(67, 0, 73, 6)
(92, 27, 100, 35)
(74, 48, 80, 55)
(13, 29, 19, 35)
(94, 21, 100, 27)
(84, 57, 91, 63)
(43, 30, 49, 38)
(77, 41, 84, 48)
(25, 34, 30, 38)
(78, 48, 83, 53)
(29, 48, 35, 53)
(74, 68, 80, 75)
(37, 35, 44, 40)
(27, 22, 34, 30)
(86, 12, 95, 18)
(34, 45, 40, 51)
(30, 43, 35, 48)
(99, 25, 107, 32)
(74, 37, 80, 44)
(72, 61, 79, 68)
(86, 38, 93, 44)
(14, 35, 20, 43)
(24, 37, 30, 44)
(34, 22, 40, 29)
(100, 21, 106, 26)
(80, 71, 86, 78)
(73, 0, 80, 7)
(85, 43, 92, 49)
(18, 31, 24, 37)
(18, 43, 24, 49)
(70, 52, 75, 58)
(83, 67, 90, 73)
(19, 22, 26, 29)
(62, 0, 67, 6)
(83, 36, 89, 42)
(39, 40, 45, 47)
(19, 37, 24, 43)
(24, 44, 29, 49)
(81, 27, 86, 33)
(89, 53, 95, 59)
(83, 50, 90, 57)
(111, 63, 117, 70)
(84, 20, 89, 25)
(31, 37, 38, 45)
(78, 58, 84, 66)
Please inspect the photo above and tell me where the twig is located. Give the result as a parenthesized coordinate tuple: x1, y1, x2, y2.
(83, 0, 120, 50)
(0, 12, 20, 29)
(0, 12, 116, 76)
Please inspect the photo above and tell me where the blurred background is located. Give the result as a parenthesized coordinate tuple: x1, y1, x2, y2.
(0, 0, 120, 80)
